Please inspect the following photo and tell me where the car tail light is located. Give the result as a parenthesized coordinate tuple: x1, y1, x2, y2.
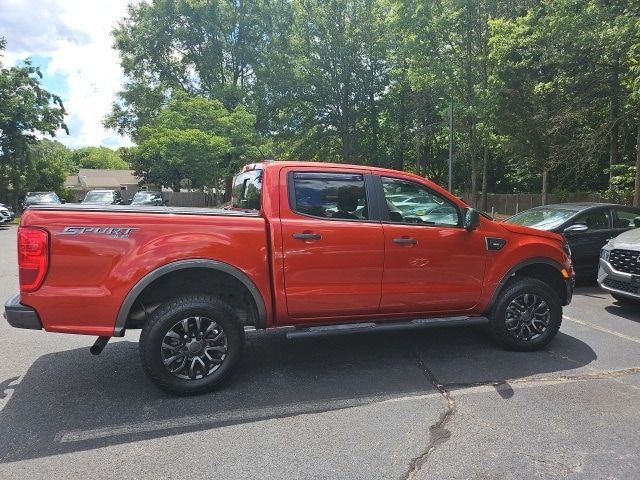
(18, 227, 49, 292)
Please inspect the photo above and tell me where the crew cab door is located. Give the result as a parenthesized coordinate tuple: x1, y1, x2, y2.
(377, 175, 486, 314)
(279, 168, 384, 320)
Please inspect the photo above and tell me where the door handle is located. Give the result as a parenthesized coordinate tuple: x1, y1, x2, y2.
(393, 237, 417, 245)
(293, 232, 321, 241)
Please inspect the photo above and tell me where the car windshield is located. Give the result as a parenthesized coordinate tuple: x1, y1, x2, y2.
(131, 192, 162, 205)
(83, 191, 114, 204)
(506, 207, 579, 230)
(25, 193, 59, 204)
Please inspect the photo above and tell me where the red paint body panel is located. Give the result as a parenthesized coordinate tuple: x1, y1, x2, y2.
(20, 209, 272, 335)
(15, 161, 572, 336)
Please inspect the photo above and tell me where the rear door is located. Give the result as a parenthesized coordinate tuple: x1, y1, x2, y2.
(563, 207, 613, 276)
(280, 167, 384, 321)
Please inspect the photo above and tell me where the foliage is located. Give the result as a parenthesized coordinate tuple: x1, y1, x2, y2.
(132, 93, 263, 191)
(0, 37, 68, 199)
(71, 146, 129, 170)
(25, 139, 73, 194)
(603, 164, 636, 205)
(107, 1, 640, 204)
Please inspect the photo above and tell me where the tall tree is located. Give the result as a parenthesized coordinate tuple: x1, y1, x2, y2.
(0, 37, 68, 200)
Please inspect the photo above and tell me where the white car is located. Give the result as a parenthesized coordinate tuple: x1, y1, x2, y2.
(0, 206, 11, 224)
(599, 227, 640, 303)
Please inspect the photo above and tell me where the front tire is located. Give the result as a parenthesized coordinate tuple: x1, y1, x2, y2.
(487, 277, 562, 351)
(139, 294, 245, 395)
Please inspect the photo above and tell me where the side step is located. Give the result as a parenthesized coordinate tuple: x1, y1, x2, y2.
(285, 316, 488, 340)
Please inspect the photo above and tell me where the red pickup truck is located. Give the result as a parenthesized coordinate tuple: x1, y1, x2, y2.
(5, 162, 574, 395)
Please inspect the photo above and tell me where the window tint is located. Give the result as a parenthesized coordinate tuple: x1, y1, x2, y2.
(291, 172, 368, 220)
(571, 209, 611, 231)
(382, 177, 459, 226)
(614, 208, 640, 229)
(232, 170, 262, 210)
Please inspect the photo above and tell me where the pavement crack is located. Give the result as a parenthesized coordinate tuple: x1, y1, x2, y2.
(400, 349, 456, 480)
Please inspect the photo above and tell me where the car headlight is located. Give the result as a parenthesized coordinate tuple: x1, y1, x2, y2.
(563, 241, 571, 258)
(600, 248, 610, 262)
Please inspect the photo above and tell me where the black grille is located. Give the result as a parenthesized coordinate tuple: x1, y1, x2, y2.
(609, 249, 640, 275)
(603, 278, 640, 295)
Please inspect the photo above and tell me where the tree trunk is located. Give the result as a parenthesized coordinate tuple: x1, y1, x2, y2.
(223, 176, 233, 202)
(481, 146, 489, 212)
(634, 114, 640, 207)
(609, 56, 620, 187)
(541, 167, 549, 206)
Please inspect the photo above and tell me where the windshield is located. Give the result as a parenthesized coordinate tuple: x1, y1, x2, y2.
(506, 207, 579, 230)
(83, 191, 115, 204)
(131, 192, 163, 205)
(25, 193, 60, 204)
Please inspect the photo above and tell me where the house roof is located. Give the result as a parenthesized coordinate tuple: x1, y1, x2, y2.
(65, 169, 141, 189)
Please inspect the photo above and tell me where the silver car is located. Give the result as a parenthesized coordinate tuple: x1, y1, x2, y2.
(598, 227, 640, 302)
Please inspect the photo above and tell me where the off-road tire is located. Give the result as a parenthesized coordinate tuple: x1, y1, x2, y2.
(139, 294, 244, 395)
(487, 277, 562, 351)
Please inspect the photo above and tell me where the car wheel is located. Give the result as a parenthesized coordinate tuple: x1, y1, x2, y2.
(139, 294, 245, 395)
(487, 277, 562, 351)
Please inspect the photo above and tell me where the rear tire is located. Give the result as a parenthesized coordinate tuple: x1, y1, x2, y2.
(487, 277, 562, 351)
(139, 294, 244, 395)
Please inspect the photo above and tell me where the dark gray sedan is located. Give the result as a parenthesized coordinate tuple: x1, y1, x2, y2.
(505, 203, 640, 279)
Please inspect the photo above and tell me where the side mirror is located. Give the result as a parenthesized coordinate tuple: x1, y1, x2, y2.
(463, 208, 480, 231)
(60, 199, 66, 204)
(564, 224, 588, 233)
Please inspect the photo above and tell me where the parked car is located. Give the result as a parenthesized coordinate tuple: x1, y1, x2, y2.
(505, 203, 640, 279)
(5, 161, 574, 395)
(130, 191, 168, 206)
(81, 189, 126, 205)
(598, 228, 640, 303)
(0, 203, 15, 222)
(22, 192, 63, 209)
(0, 205, 11, 224)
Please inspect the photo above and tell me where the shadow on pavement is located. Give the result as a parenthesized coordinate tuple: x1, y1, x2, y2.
(0, 326, 596, 463)
(605, 302, 640, 323)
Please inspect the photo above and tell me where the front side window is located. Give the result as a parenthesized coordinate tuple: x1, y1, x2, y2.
(571, 209, 611, 231)
(290, 172, 368, 220)
(382, 177, 460, 226)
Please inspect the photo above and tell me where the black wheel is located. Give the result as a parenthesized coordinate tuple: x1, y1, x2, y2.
(139, 294, 244, 395)
(487, 278, 562, 351)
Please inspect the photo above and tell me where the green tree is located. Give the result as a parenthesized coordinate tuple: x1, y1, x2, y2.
(24, 139, 72, 194)
(132, 93, 263, 193)
(0, 37, 68, 201)
(71, 146, 129, 170)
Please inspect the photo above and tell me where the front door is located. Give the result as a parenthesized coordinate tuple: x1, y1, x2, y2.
(378, 176, 486, 314)
(280, 168, 384, 321)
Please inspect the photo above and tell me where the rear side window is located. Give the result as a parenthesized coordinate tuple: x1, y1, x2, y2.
(232, 170, 262, 210)
(614, 208, 640, 229)
(290, 172, 368, 220)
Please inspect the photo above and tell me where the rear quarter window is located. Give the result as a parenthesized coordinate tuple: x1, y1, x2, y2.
(232, 170, 262, 210)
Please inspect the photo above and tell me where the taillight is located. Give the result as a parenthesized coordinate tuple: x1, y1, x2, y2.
(18, 227, 49, 292)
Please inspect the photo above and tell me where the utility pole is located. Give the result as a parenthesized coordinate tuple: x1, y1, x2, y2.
(448, 96, 453, 192)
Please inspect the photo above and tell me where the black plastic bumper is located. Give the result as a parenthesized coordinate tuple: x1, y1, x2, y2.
(564, 277, 574, 306)
(4, 294, 42, 330)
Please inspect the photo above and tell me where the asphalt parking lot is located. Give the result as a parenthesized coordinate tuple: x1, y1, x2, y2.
(0, 224, 639, 479)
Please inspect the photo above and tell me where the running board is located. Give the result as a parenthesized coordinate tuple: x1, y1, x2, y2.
(285, 316, 488, 339)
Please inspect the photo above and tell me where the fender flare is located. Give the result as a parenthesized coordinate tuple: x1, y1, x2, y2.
(484, 257, 565, 313)
(113, 259, 267, 336)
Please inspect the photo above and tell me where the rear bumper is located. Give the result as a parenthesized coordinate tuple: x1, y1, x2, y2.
(3, 294, 43, 330)
(598, 259, 640, 301)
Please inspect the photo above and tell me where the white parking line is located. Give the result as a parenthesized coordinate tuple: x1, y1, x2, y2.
(563, 315, 640, 344)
